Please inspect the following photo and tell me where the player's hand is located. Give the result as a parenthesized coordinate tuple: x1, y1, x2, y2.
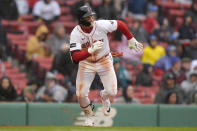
(128, 37, 143, 52)
(88, 41, 103, 54)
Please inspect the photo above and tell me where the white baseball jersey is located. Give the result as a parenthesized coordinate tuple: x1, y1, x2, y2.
(70, 20, 118, 62)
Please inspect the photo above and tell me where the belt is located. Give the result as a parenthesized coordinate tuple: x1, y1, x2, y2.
(88, 53, 109, 63)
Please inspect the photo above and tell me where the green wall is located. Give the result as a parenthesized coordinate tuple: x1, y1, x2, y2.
(159, 105, 197, 127)
(113, 104, 157, 126)
(0, 103, 197, 127)
(0, 103, 26, 125)
(28, 103, 80, 126)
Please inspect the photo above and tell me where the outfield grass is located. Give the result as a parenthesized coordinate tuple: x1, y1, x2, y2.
(0, 126, 197, 131)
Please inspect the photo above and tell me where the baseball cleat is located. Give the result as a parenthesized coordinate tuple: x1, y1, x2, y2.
(101, 98, 111, 116)
(84, 117, 94, 126)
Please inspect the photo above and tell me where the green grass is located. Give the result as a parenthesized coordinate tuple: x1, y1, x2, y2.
(0, 126, 197, 131)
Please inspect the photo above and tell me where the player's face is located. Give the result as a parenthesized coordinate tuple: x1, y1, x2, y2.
(83, 15, 94, 28)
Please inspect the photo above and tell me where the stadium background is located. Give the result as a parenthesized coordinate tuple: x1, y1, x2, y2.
(0, 0, 197, 130)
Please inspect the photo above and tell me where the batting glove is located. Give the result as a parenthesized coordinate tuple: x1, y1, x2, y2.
(88, 41, 103, 54)
(128, 37, 143, 52)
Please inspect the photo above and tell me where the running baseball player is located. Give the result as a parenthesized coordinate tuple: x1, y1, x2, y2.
(70, 6, 143, 126)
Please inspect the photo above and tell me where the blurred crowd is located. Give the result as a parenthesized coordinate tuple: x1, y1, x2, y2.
(0, 0, 197, 105)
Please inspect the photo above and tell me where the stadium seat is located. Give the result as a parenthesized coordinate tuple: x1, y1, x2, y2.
(19, 15, 34, 22)
(168, 9, 185, 17)
(61, 7, 71, 15)
(65, 0, 78, 6)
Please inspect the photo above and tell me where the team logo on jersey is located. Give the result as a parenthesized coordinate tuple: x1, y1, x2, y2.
(82, 41, 90, 48)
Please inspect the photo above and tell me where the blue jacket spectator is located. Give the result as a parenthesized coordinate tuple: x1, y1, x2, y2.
(167, 56, 186, 84)
(154, 45, 177, 71)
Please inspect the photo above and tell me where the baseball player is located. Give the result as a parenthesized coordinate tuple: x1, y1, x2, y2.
(70, 6, 143, 126)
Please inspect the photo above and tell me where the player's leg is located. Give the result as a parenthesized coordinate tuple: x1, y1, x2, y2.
(98, 56, 117, 116)
(76, 63, 96, 126)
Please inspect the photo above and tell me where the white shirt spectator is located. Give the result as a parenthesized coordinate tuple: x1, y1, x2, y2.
(15, 0, 29, 16)
(33, 0, 61, 21)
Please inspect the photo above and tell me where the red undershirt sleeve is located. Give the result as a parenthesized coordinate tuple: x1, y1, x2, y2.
(117, 20, 133, 40)
(71, 50, 91, 62)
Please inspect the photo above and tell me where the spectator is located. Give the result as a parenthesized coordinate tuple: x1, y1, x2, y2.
(130, 19, 149, 43)
(0, 76, 17, 101)
(168, 32, 183, 58)
(154, 45, 177, 71)
(47, 23, 73, 76)
(185, 0, 197, 27)
(15, 0, 29, 16)
(17, 85, 36, 102)
(114, 0, 124, 17)
(114, 85, 140, 104)
(136, 64, 153, 87)
(153, 17, 173, 42)
(97, 0, 117, 19)
(181, 71, 197, 103)
(181, 57, 192, 75)
(51, 50, 76, 76)
(47, 23, 69, 55)
(26, 24, 50, 63)
(178, 15, 196, 40)
(144, 5, 159, 34)
(36, 72, 68, 103)
(27, 78, 40, 92)
(154, 73, 183, 104)
(167, 56, 186, 84)
(190, 60, 197, 72)
(164, 91, 180, 104)
(0, 0, 19, 20)
(33, 0, 61, 24)
(142, 35, 165, 65)
(113, 58, 132, 88)
(184, 34, 197, 60)
(127, 0, 148, 15)
(187, 90, 197, 104)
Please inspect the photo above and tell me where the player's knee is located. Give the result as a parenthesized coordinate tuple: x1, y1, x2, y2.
(107, 89, 117, 97)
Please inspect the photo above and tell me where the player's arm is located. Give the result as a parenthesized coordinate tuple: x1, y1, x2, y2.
(116, 20, 143, 52)
(70, 41, 103, 63)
